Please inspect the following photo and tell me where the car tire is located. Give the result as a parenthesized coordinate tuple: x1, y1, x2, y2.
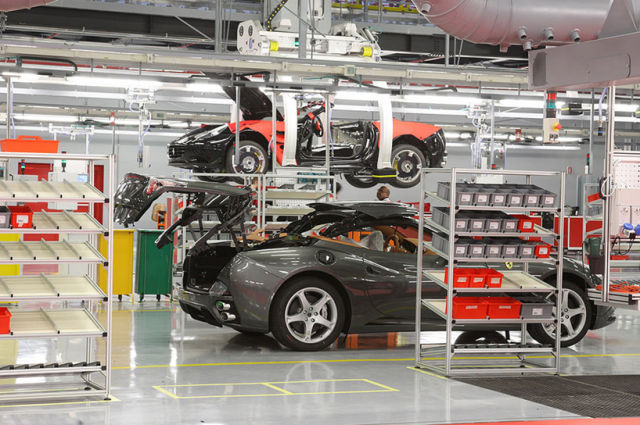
(225, 140, 268, 174)
(345, 174, 377, 188)
(390, 143, 428, 188)
(527, 281, 593, 348)
(455, 331, 508, 345)
(270, 277, 345, 351)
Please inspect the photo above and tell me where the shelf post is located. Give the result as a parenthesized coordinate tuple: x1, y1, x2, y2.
(415, 170, 425, 365)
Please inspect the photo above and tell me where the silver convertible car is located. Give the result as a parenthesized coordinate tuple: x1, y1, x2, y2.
(114, 173, 615, 351)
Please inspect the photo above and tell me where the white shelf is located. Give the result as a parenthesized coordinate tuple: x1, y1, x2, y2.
(424, 242, 555, 264)
(425, 218, 554, 238)
(0, 212, 105, 234)
(423, 270, 555, 293)
(0, 241, 105, 264)
(0, 364, 103, 378)
(0, 309, 106, 339)
(422, 300, 555, 324)
(0, 275, 105, 301)
(264, 190, 331, 200)
(0, 180, 106, 202)
(451, 343, 555, 354)
(424, 191, 558, 213)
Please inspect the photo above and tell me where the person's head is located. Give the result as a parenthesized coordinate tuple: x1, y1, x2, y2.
(377, 185, 390, 201)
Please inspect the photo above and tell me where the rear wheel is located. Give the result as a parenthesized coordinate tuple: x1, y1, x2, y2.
(345, 174, 376, 188)
(390, 144, 428, 188)
(527, 281, 592, 347)
(225, 140, 268, 174)
(270, 277, 345, 351)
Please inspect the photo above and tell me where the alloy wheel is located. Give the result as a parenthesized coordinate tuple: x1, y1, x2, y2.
(284, 287, 338, 344)
(542, 287, 588, 342)
(392, 148, 422, 185)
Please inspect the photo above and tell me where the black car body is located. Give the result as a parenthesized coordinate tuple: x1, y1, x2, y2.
(114, 174, 615, 351)
(167, 82, 447, 188)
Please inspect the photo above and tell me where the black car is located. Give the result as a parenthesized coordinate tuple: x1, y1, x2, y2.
(167, 82, 447, 188)
(114, 173, 615, 351)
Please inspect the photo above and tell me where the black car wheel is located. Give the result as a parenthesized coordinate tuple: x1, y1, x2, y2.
(390, 144, 428, 188)
(527, 281, 592, 347)
(455, 331, 508, 345)
(270, 277, 345, 351)
(345, 174, 377, 188)
(225, 140, 268, 174)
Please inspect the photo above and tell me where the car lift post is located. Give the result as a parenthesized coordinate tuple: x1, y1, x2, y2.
(281, 92, 298, 167)
(374, 87, 395, 183)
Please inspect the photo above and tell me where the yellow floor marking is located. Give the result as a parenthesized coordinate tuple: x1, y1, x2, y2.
(153, 378, 398, 399)
(112, 352, 640, 370)
(406, 366, 448, 380)
(261, 383, 292, 395)
(0, 394, 120, 409)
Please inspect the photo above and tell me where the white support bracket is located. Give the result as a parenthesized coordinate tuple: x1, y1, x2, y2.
(281, 93, 298, 167)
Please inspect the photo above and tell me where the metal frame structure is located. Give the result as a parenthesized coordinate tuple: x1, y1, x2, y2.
(415, 168, 565, 376)
(0, 151, 114, 402)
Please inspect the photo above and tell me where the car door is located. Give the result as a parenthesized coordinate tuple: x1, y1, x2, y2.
(363, 247, 447, 324)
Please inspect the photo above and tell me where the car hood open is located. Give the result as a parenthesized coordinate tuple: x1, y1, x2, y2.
(307, 202, 417, 219)
(220, 76, 283, 121)
(114, 173, 252, 226)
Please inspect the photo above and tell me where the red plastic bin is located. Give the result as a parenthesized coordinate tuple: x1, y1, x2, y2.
(535, 243, 551, 258)
(444, 268, 470, 288)
(8, 205, 33, 228)
(446, 297, 487, 319)
(0, 307, 11, 334)
(485, 269, 504, 288)
(486, 297, 522, 319)
(468, 268, 486, 288)
(518, 218, 536, 233)
(0, 135, 59, 153)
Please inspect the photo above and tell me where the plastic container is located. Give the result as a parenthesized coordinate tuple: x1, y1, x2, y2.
(539, 190, 557, 208)
(468, 217, 486, 232)
(521, 190, 541, 207)
(518, 217, 536, 233)
(518, 243, 535, 258)
(472, 189, 491, 206)
(517, 297, 554, 319)
(447, 297, 487, 319)
(485, 243, 503, 258)
(444, 268, 470, 288)
(485, 215, 503, 232)
(135, 229, 173, 301)
(468, 241, 486, 258)
(0, 206, 10, 228)
(0, 307, 11, 334)
(0, 135, 59, 153)
(8, 205, 33, 229)
(501, 216, 519, 232)
(467, 269, 486, 287)
(535, 243, 551, 258)
(486, 297, 521, 319)
(490, 190, 509, 207)
(485, 269, 504, 288)
(432, 207, 469, 232)
(98, 230, 135, 299)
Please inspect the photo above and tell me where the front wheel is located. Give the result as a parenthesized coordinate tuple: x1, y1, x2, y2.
(390, 144, 428, 188)
(270, 277, 345, 351)
(527, 281, 592, 347)
(225, 140, 268, 174)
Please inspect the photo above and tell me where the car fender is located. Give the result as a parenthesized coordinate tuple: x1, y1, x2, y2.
(228, 247, 381, 333)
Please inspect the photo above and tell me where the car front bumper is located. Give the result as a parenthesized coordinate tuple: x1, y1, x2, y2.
(592, 304, 616, 330)
(178, 288, 225, 327)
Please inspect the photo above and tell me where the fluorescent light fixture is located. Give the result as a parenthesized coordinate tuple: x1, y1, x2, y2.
(1, 71, 43, 82)
(334, 90, 379, 101)
(614, 103, 639, 113)
(8, 113, 78, 123)
(186, 82, 223, 93)
(67, 75, 162, 89)
(497, 99, 544, 109)
(402, 94, 482, 106)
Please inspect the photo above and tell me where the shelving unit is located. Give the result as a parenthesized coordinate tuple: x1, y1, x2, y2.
(0, 151, 114, 402)
(415, 168, 565, 376)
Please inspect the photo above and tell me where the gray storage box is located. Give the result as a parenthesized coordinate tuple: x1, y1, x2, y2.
(518, 244, 535, 258)
(521, 189, 541, 207)
(472, 189, 491, 206)
(432, 207, 469, 232)
(431, 232, 469, 257)
(0, 206, 9, 228)
(468, 241, 486, 257)
(505, 191, 524, 207)
(468, 218, 486, 232)
(501, 243, 519, 258)
(436, 182, 474, 206)
(485, 216, 503, 232)
(485, 243, 503, 258)
(539, 190, 557, 208)
(517, 297, 554, 319)
(501, 216, 519, 232)
(490, 190, 509, 207)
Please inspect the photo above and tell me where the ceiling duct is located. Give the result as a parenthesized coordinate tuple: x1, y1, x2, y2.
(411, 0, 640, 51)
(0, 0, 56, 12)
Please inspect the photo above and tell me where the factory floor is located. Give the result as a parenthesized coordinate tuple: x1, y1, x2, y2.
(1, 301, 639, 425)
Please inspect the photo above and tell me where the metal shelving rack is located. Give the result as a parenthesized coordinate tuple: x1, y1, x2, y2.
(0, 152, 114, 402)
(415, 168, 565, 376)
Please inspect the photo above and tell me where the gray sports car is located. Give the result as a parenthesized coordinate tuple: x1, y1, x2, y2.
(114, 173, 615, 351)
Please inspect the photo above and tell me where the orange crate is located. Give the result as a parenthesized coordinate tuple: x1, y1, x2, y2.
(446, 297, 487, 319)
(444, 268, 470, 288)
(485, 269, 504, 288)
(8, 205, 33, 228)
(0, 307, 11, 334)
(0, 135, 59, 153)
(486, 297, 521, 319)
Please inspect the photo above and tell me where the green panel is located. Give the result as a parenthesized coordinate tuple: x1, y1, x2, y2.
(135, 229, 172, 297)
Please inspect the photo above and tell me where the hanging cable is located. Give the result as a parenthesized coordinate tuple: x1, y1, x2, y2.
(265, 0, 289, 31)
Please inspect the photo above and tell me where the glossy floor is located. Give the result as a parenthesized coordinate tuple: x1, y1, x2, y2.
(1, 302, 639, 425)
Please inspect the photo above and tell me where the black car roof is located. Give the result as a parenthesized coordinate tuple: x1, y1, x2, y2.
(308, 202, 417, 219)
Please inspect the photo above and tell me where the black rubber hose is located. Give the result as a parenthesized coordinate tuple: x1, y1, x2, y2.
(265, 0, 289, 31)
